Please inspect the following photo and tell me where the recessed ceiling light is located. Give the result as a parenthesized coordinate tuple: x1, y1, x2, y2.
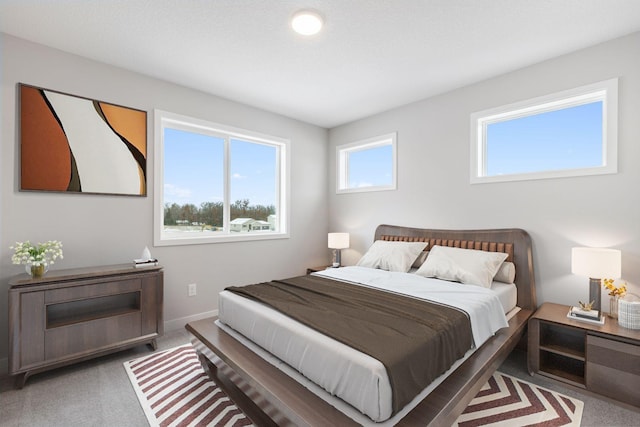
(291, 10, 324, 36)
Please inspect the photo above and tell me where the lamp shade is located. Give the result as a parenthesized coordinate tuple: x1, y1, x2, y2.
(328, 232, 349, 249)
(571, 247, 621, 278)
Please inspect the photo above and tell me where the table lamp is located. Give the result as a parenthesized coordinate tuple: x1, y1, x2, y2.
(571, 247, 621, 318)
(328, 233, 349, 267)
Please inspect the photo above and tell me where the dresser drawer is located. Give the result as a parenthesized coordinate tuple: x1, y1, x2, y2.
(586, 334, 640, 406)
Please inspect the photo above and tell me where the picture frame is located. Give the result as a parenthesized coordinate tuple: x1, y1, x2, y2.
(19, 83, 148, 196)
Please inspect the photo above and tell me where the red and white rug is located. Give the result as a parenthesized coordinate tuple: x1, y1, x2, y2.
(454, 371, 583, 426)
(126, 345, 583, 427)
(124, 345, 252, 427)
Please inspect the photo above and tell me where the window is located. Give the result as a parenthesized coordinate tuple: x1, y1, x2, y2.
(337, 132, 397, 193)
(470, 78, 618, 184)
(154, 110, 289, 245)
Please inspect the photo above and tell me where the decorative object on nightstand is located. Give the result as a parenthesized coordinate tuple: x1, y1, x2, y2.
(571, 247, 621, 320)
(618, 293, 640, 330)
(10, 240, 63, 278)
(603, 278, 626, 319)
(328, 232, 349, 267)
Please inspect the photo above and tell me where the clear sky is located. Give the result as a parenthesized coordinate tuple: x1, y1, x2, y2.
(486, 101, 603, 176)
(163, 128, 276, 207)
(348, 144, 394, 188)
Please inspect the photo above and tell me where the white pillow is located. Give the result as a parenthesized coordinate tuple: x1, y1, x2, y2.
(415, 245, 508, 288)
(494, 261, 516, 284)
(356, 240, 428, 272)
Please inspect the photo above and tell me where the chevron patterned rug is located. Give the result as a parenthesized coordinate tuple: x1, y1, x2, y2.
(125, 345, 583, 427)
(124, 345, 252, 427)
(454, 371, 583, 426)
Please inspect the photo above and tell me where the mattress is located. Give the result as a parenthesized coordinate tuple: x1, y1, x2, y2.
(490, 280, 518, 314)
(217, 266, 509, 422)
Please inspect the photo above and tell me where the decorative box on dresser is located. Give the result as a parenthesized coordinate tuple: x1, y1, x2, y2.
(8, 264, 163, 388)
(528, 302, 640, 408)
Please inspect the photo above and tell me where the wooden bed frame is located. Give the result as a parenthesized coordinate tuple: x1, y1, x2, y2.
(186, 225, 537, 426)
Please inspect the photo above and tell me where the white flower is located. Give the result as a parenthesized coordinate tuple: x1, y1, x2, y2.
(10, 240, 63, 267)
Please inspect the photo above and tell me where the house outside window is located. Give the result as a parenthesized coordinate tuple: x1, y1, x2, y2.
(154, 110, 289, 245)
(470, 78, 618, 184)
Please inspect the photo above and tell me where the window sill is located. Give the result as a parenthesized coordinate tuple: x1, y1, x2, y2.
(154, 231, 290, 246)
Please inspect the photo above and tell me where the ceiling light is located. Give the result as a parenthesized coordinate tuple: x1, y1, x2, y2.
(291, 10, 323, 36)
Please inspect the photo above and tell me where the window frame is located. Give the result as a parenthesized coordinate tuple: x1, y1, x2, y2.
(336, 132, 397, 194)
(154, 110, 290, 246)
(470, 78, 618, 184)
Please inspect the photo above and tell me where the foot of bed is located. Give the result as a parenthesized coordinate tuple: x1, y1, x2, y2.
(195, 349, 279, 427)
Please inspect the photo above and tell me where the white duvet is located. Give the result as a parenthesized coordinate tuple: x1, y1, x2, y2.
(218, 266, 509, 422)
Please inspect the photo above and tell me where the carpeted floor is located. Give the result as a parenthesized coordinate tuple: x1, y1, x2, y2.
(1, 329, 638, 426)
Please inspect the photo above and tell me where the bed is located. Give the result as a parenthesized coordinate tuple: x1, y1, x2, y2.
(186, 224, 537, 426)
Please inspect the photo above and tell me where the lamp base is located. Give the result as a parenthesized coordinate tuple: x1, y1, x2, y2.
(589, 277, 602, 317)
(331, 249, 342, 267)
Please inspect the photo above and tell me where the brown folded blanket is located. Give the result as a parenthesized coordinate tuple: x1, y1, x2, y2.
(225, 274, 472, 415)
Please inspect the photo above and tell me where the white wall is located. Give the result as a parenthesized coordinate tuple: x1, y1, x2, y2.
(328, 32, 640, 308)
(0, 34, 330, 363)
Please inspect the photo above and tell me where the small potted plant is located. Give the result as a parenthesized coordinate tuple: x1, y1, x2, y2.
(10, 240, 63, 278)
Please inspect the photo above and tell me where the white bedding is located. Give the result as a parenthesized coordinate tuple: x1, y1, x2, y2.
(218, 266, 509, 422)
(408, 268, 518, 314)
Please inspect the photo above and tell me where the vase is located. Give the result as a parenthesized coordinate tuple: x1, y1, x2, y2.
(609, 295, 619, 319)
(26, 263, 48, 278)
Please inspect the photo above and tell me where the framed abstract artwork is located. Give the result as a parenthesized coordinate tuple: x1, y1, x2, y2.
(19, 83, 148, 196)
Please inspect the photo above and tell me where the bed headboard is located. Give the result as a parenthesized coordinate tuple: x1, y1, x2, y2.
(374, 224, 537, 311)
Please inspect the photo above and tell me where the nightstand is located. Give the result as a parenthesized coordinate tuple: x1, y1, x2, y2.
(528, 302, 640, 407)
(306, 265, 333, 274)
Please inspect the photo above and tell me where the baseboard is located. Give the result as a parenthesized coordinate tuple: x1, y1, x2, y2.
(164, 310, 218, 332)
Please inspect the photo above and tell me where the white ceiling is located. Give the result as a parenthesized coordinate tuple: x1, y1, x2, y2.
(1, 0, 640, 128)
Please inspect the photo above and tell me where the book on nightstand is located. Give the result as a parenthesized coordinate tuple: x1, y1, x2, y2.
(567, 306, 605, 324)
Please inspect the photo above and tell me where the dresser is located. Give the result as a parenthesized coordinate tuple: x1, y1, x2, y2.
(8, 264, 163, 388)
